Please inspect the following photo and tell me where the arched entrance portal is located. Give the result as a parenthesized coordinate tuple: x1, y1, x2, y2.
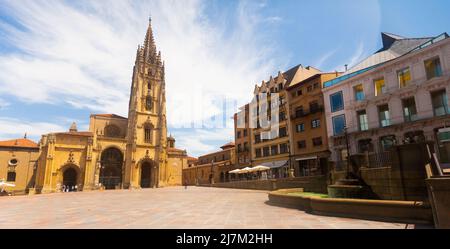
(140, 161, 153, 188)
(63, 167, 77, 191)
(100, 148, 123, 190)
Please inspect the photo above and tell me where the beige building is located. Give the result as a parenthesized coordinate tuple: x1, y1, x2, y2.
(0, 138, 40, 195)
(183, 143, 235, 185)
(249, 65, 321, 177)
(0, 19, 193, 194)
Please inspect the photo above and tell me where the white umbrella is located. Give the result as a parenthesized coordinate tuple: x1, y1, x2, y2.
(229, 169, 241, 174)
(0, 182, 15, 187)
(238, 167, 253, 174)
(252, 165, 271, 172)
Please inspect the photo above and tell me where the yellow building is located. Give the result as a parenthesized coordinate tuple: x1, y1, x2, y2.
(0, 138, 40, 195)
(1, 19, 192, 194)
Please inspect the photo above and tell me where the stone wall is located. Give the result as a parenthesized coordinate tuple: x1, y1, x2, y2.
(203, 176, 328, 193)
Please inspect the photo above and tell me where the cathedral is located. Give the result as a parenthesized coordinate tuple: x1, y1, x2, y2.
(0, 19, 191, 194)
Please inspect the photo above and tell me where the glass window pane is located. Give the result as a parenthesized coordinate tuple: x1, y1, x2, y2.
(332, 115, 346, 136)
(398, 68, 411, 88)
(330, 91, 344, 112)
(354, 84, 365, 101)
(374, 78, 386, 96)
(378, 104, 391, 127)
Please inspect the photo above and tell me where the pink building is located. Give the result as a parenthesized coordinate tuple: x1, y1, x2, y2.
(323, 33, 450, 168)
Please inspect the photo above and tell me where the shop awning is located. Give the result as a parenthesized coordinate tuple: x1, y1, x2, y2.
(259, 160, 289, 169)
(295, 156, 318, 161)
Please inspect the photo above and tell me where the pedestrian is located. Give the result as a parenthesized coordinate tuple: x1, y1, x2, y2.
(184, 179, 188, 190)
(62, 185, 66, 193)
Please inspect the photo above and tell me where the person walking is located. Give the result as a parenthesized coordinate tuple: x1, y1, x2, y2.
(184, 179, 188, 190)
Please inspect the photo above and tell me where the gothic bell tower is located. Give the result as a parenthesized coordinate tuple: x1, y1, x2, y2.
(124, 18, 168, 189)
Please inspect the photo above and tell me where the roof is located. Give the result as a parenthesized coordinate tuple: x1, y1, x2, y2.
(92, 114, 127, 120)
(168, 147, 185, 152)
(324, 32, 449, 88)
(287, 72, 342, 90)
(220, 142, 235, 150)
(0, 138, 39, 149)
(54, 131, 93, 137)
(187, 156, 198, 161)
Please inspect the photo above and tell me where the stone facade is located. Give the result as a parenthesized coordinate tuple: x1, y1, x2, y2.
(182, 143, 235, 185)
(26, 19, 190, 194)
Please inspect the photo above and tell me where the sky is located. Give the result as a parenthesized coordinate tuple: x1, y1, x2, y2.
(0, 0, 449, 157)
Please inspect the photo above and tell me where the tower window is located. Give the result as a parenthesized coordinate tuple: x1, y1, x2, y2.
(146, 96, 153, 111)
(144, 125, 153, 144)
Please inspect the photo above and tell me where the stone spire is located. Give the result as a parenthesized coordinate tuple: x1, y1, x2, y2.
(69, 122, 78, 133)
(143, 17, 157, 62)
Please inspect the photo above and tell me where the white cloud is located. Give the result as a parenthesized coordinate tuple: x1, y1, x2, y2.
(172, 128, 234, 157)
(0, 0, 280, 119)
(0, 117, 66, 141)
(0, 0, 284, 155)
(0, 98, 10, 109)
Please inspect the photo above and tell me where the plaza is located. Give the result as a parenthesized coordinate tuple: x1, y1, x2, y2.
(0, 187, 407, 229)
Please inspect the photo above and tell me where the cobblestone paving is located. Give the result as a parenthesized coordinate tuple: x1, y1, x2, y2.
(0, 187, 408, 229)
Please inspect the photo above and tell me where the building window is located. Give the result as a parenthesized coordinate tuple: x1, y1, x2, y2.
(378, 104, 391, 127)
(237, 144, 242, 152)
(244, 142, 249, 151)
(279, 127, 287, 137)
(263, 147, 270, 157)
(271, 145, 279, 155)
(8, 159, 18, 166)
(425, 57, 443, 80)
(374, 78, 386, 96)
(311, 119, 321, 129)
(279, 112, 286, 121)
(280, 143, 288, 154)
(330, 91, 344, 112)
(297, 140, 306, 149)
(297, 90, 303, 96)
(237, 131, 241, 138)
(402, 97, 418, 122)
(312, 137, 323, 147)
(332, 115, 346, 136)
(309, 101, 320, 113)
(278, 83, 283, 90)
(354, 84, 365, 101)
(145, 96, 153, 111)
(7, 172, 16, 182)
(295, 106, 304, 118)
(255, 148, 262, 158)
(144, 125, 153, 144)
(296, 123, 305, 133)
(307, 86, 313, 92)
(254, 134, 261, 144)
(104, 124, 121, 138)
(431, 89, 449, 117)
(243, 130, 248, 137)
(380, 135, 396, 152)
(313, 82, 320, 89)
(398, 67, 411, 88)
(357, 110, 369, 131)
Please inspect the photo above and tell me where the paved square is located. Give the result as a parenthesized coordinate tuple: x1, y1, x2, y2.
(0, 187, 407, 229)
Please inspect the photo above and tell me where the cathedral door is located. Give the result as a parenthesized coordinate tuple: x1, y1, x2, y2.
(140, 162, 152, 188)
(63, 168, 77, 191)
(100, 148, 123, 190)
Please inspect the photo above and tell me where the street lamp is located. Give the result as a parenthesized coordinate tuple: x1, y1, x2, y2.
(343, 125, 351, 179)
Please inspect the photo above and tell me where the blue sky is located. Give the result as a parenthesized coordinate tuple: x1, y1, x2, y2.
(0, 0, 449, 157)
